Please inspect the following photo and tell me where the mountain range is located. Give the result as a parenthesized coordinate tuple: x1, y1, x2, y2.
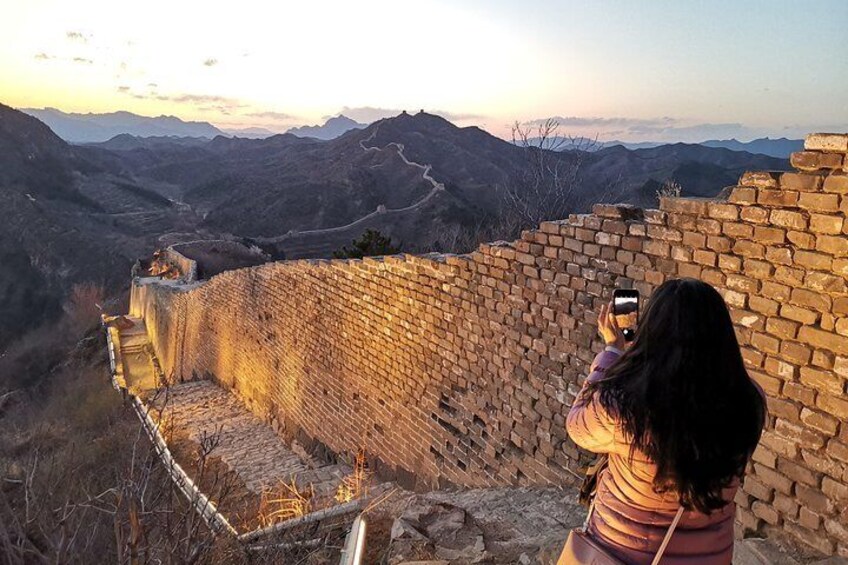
(0, 103, 788, 346)
(19, 107, 804, 158)
(522, 136, 803, 159)
(21, 107, 225, 142)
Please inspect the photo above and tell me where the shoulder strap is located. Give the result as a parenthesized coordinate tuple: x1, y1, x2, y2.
(651, 506, 685, 565)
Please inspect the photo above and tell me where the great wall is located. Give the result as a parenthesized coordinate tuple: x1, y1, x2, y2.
(110, 133, 848, 562)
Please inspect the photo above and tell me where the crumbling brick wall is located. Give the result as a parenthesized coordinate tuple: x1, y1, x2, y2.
(131, 133, 848, 556)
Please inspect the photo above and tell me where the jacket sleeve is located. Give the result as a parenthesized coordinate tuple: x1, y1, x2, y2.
(566, 349, 622, 454)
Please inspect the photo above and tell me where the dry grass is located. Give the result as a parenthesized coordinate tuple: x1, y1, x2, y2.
(0, 311, 348, 564)
(335, 448, 371, 504)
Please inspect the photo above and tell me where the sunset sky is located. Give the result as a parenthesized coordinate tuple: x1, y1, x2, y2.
(2, 0, 846, 141)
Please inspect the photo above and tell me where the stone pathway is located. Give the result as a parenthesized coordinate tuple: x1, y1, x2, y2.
(147, 380, 351, 502)
(109, 316, 356, 515)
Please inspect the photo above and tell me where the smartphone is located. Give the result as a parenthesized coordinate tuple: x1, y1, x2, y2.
(612, 289, 640, 342)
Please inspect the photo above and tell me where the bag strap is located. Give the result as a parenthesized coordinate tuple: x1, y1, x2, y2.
(651, 506, 685, 565)
(584, 502, 684, 564)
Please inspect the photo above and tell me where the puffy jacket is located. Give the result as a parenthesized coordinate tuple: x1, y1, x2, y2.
(566, 349, 747, 565)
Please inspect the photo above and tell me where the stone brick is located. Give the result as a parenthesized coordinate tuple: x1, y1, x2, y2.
(799, 326, 848, 355)
(806, 133, 848, 153)
(723, 222, 754, 239)
(798, 192, 840, 212)
(764, 246, 792, 266)
(791, 151, 844, 171)
(733, 240, 766, 258)
(786, 230, 816, 249)
(823, 173, 848, 194)
(784, 520, 835, 555)
(776, 267, 807, 288)
(658, 197, 707, 215)
(757, 189, 799, 207)
(740, 206, 770, 224)
(749, 296, 779, 316)
(780, 304, 819, 325)
(793, 250, 832, 271)
(800, 407, 840, 436)
(728, 186, 757, 204)
(781, 172, 825, 191)
(692, 249, 717, 266)
(817, 393, 848, 420)
(777, 457, 819, 486)
(752, 500, 780, 525)
(816, 235, 848, 256)
(809, 213, 844, 234)
(707, 203, 739, 220)
(752, 226, 786, 244)
(740, 171, 781, 188)
(770, 209, 808, 230)
(743, 259, 774, 279)
(753, 463, 793, 495)
(718, 253, 741, 273)
(822, 477, 848, 501)
(800, 367, 844, 396)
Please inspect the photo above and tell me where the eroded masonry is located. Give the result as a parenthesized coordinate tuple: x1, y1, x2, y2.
(131, 133, 848, 556)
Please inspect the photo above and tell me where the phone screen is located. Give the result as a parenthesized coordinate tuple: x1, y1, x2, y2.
(613, 291, 639, 342)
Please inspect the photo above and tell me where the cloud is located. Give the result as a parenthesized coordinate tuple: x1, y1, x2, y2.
(34, 52, 53, 60)
(66, 31, 88, 42)
(525, 116, 678, 129)
(523, 115, 766, 142)
(436, 110, 487, 122)
(72, 57, 94, 64)
(123, 88, 247, 113)
(203, 58, 218, 67)
(247, 111, 296, 121)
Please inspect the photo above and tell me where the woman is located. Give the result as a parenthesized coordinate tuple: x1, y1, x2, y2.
(566, 278, 766, 564)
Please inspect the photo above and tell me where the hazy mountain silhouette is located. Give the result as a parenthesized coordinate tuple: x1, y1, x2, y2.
(700, 137, 803, 158)
(287, 115, 366, 140)
(221, 126, 279, 139)
(524, 136, 803, 158)
(20, 107, 224, 143)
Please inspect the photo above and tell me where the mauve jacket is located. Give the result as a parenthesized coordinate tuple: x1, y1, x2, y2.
(566, 349, 743, 565)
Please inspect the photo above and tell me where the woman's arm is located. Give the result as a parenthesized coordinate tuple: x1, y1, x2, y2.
(566, 347, 622, 453)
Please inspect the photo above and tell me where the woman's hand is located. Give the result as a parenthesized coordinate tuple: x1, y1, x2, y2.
(598, 302, 626, 350)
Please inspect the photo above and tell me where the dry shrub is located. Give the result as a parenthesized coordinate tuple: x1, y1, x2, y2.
(63, 282, 105, 333)
(259, 479, 314, 527)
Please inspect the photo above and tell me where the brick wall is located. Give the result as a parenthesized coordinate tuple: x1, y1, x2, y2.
(131, 133, 848, 556)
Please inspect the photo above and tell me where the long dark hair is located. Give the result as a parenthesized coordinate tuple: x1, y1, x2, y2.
(586, 278, 765, 514)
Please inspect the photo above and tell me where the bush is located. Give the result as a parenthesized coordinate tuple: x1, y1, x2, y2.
(333, 229, 401, 259)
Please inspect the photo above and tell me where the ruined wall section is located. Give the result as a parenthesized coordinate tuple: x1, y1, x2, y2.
(131, 133, 848, 556)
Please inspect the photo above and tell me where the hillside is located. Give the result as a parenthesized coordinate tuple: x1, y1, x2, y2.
(0, 104, 201, 345)
(0, 105, 788, 342)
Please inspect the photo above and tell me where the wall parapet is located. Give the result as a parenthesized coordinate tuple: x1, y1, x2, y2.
(131, 133, 848, 556)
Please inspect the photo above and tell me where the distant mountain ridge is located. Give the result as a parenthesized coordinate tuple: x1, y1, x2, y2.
(606, 137, 803, 158)
(21, 107, 225, 143)
(286, 115, 367, 140)
(521, 136, 803, 158)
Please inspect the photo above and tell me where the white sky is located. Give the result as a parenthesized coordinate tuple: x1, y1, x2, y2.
(2, 0, 846, 141)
